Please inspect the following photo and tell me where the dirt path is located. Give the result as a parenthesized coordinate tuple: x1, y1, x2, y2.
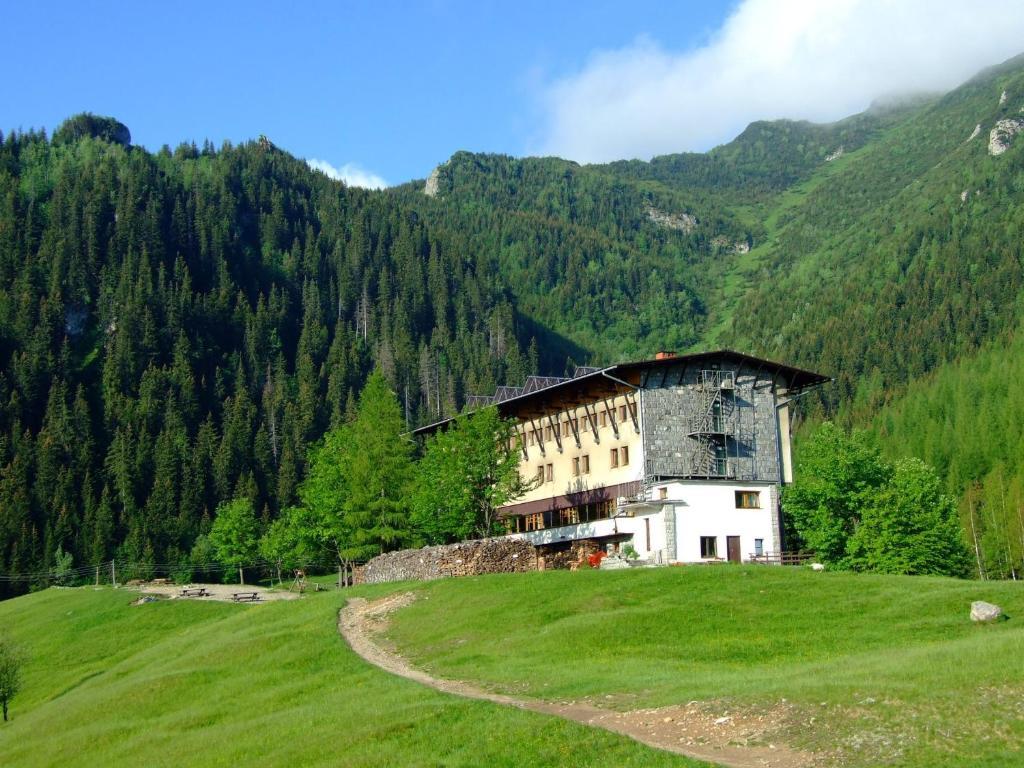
(338, 593, 817, 768)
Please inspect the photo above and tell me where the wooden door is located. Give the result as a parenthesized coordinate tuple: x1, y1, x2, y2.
(726, 536, 741, 563)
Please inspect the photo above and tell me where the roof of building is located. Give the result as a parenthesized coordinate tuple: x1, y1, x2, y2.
(413, 349, 830, 436)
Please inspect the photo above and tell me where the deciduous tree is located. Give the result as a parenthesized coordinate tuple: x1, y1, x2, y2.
(208, 498, 260, 584)
(412, 407, 535, 543)
(0, 637, 23, 722)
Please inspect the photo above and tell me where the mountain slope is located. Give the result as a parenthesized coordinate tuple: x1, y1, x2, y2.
(3, 53, 1024, 588)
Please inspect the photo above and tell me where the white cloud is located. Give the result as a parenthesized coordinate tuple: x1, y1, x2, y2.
(307, 158, 389, 189)
(537, 0, 1024, 163)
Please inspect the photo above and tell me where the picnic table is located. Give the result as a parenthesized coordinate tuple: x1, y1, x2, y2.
(231, 591, 261, 603)
(180, 587, 209, 598)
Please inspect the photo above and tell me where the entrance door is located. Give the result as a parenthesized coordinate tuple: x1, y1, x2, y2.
(726, 536, 741, 563)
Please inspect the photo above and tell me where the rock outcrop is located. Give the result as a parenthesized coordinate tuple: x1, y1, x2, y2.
(825, 146, 844, 162)
(646, 207, 697, 233)
(989, 118, 1024, 155)
(967, 123, 981, 141)
(711, 236, 750, 254)
(423, 166, 442, 197)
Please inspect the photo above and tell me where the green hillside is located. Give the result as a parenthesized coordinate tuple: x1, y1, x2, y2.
(3, 52, 1024, 588)
(723, 54, 1024, 405)
(3, 568, 1023, 767)
(0, 584, 697, 768)
(387, 567, 1024, 767)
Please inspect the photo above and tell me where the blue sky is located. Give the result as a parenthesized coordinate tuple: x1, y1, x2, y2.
(2, 1, 731, 185)
(5, 2, 1023, 187)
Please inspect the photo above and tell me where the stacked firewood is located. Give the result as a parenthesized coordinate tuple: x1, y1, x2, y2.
(361, 537, 537, 584)
(539, 539, 602, 571)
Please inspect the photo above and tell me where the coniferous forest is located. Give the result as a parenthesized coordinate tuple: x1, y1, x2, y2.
(3, 52, 1024, 593)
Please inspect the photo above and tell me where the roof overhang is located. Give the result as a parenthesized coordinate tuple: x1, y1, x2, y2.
(413, 349, 830, 437)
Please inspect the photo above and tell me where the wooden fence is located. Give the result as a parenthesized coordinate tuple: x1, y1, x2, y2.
(748, 551, 815, 566)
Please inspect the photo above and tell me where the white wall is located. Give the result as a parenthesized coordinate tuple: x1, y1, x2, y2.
(662, 480, 779, 563)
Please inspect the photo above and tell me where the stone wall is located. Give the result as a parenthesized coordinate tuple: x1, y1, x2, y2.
(640, 361, 782, 483)
(359, 537, 537, 584)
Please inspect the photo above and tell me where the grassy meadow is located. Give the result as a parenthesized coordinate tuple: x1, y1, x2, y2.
(385, 566, 1024, 767)
(0, 585, 700, 768)
(1, 566, 1023, 767)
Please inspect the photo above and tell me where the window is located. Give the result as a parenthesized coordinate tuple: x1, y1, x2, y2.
(578, 417, 586, 433)
(528, 431, 535, 447)
(700, 536, 718, 558)
(621, 446, 629, 465)
(599, 411, 607, 427)
(572, 457, 580, 476)
(581, 455, 590, 474)
(536, 465, 545, 482)
(735, 491, 760, 509)
(658, 487, 668, 500)
(524, 513, 544, 531)
(754, 538, 764, 557)
(609, 448, 619, 468)
(619, 405, 628, 422)
(545, 426, 553, 441)
(545, 463, 553, 482)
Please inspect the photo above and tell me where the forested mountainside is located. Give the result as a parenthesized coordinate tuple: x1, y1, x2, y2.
(2, 53, 1024, 591)
(0, 119, 539, 589)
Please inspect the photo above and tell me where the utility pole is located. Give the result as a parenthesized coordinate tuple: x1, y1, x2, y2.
(111, 560, 117, 588)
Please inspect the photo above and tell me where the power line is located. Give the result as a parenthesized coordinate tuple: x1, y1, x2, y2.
(0, 556, 338, 583)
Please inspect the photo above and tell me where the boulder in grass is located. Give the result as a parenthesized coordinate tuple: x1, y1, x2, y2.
(970, 601, 1004, 622)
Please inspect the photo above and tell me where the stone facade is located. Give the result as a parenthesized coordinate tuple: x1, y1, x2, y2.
(360, 537, 537, 584)
(640, 362, 783, 484)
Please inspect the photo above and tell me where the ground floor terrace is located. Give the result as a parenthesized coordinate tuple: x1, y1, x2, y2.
(502, 479, 783, 566)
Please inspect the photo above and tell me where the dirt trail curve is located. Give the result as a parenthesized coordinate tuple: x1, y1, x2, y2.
(339, 593, 817, 768)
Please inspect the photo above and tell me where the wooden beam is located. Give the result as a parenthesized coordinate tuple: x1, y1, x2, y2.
(516, 423, 529, 460)
(546, 411, 563, 453)
(566, 406, 582, 449)
(584, 402, 601, 445)
(602, 395, 620, 440)
(528, 416, 545, 458)
(626, 391, 640, 433)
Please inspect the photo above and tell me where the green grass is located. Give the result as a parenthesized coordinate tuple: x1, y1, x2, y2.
(5, 568, 1024, 767)
(385, 566, 1024, 767)
(0, 585, 701, 768)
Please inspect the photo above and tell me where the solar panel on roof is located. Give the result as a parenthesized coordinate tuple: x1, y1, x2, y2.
(493, 386, 525, 403)
(521, 375, 568, 394)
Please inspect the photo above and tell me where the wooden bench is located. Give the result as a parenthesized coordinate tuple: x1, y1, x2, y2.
(180, 587, 209, 598)
(151, 578, 172, 586)
(231, 592, 261, 603)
